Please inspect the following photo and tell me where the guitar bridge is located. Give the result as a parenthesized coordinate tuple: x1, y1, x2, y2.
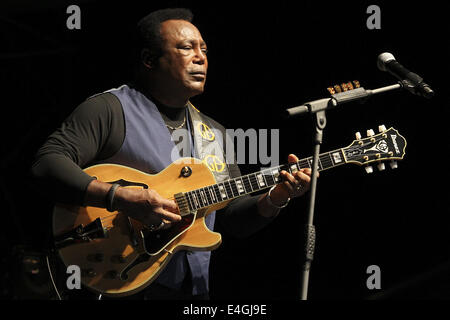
(174, 192, 191, 216)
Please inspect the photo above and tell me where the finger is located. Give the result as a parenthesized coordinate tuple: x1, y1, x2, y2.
(280, 171, 298, 198)
(295, 174, 310, 193)
(148, 189, 178, 211)
(161, 198, 179, 212)
(289, 172, 307, 194)
(282, 170, 308, 196)
(280, 170, 297, 185)
(300, 167, 319, 178)
(295, 171, 311, 184)
(300, 168, 312, 176)
(282, 170, 307, 187)
(288, 154, 299, 163)
(154, 207, 182, 222)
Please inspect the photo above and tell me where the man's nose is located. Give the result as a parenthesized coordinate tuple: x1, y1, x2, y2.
(193, 48, 207, 65)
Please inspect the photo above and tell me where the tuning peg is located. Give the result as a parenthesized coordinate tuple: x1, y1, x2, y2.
(366, 129, 375, 137)
(365, 165, 374, 174)
(355, 131, 362, 140)
(390, 161, 398, 169)
(378, 124, 387, 132)
(377, 162, 386, 171)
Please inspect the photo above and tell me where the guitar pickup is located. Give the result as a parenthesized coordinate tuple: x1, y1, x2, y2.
(174, 192, 191, 216)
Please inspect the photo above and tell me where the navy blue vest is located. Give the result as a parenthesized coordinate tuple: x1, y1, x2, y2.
(97, 85, 229, 295)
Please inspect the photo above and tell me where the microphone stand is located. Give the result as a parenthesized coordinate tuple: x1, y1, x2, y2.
(285, 82, 402, 300)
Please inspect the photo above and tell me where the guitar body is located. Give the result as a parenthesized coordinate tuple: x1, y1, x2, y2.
(52, 158, 229, 297)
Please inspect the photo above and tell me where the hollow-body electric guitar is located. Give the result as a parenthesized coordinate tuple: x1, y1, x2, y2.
(52, 126, 406, 297)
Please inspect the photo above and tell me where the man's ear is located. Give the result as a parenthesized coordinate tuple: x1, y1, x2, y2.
(141, 48, 154, 69)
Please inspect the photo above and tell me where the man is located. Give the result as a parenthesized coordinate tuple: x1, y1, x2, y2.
(32, 8, 312, 299)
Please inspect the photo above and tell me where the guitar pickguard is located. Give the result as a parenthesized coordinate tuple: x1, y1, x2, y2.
(141, 212, 196, 255)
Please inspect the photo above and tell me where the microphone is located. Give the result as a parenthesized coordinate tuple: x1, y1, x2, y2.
(377, 52, 434, 99)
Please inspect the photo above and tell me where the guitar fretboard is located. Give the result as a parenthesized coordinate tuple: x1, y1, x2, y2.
(178, 149, 346, 212)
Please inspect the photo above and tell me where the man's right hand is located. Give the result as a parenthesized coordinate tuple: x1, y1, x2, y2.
(113, 187, 181, 227)
(84, 180, 181, 228)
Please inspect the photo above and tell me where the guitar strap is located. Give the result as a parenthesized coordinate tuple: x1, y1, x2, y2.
(186, 101, 231, 184)
(173, 103, 231, 295)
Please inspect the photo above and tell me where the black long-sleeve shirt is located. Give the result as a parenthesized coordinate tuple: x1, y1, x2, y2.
(31, 90, 274, 238)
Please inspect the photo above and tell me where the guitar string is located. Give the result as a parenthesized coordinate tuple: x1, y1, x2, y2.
(96, 161, 367, 229)
(80, 149, 387, 233)
(96, 161, 329, 223)
(91, 149, 391, 227)
(96, 156, 339, 224)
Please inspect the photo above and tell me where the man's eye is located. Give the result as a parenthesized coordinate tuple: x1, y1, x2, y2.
(178, 46, 207, 54)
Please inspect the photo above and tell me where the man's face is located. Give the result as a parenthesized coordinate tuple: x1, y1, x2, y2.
(154, 19, 208, 100)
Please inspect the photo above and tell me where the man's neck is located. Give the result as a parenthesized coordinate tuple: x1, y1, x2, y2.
(154, 98, 186, 122)
(131, 81, 186, 121)
(148, 92, 188, 109)
(134, 78, 189, 109)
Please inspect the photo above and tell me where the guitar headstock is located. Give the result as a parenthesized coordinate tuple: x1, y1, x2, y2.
(342, 125, 407, 173)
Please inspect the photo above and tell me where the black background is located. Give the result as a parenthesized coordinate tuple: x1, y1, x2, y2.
(1, 0, 449, 300)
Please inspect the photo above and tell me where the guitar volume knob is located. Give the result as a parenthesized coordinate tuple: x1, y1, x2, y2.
(180, 166, 192, 178)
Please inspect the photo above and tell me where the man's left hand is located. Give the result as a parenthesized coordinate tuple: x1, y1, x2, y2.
(269, 154, 315, 206)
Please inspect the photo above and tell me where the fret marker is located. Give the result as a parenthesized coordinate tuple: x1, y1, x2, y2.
(272, 169, 281, 183)
(218, 185, 227, 199)
(208, 187, 216, 202)
(236, 179, 245, 194)
(192, 192, 200, 208)
(256, 174, 265, 187)
(200, 189, 207, 205)
(332, 152, 342, 164)
(290, 164, 298, 173)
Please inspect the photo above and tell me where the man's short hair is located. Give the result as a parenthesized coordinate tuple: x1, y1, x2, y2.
(136, 8, 194, 65)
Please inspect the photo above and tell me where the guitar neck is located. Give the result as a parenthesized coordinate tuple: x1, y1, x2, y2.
(179, 149, 346, 212)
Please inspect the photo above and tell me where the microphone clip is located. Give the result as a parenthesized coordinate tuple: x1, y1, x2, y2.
(399, 79, 434, 99)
